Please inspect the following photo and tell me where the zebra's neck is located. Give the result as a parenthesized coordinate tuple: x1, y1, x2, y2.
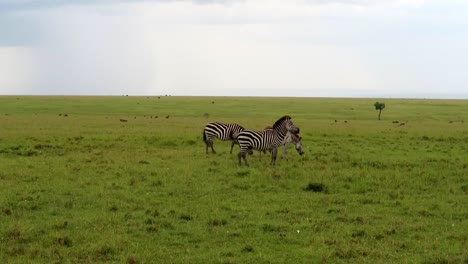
(272, 123, 289, 140)
(289, 132, 299, 143)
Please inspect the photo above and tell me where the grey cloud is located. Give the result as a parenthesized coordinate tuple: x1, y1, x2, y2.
(0, 0, 236, 12)
(0, 0, 124, 12)
(0, 0, 183, 13)
(304, 0, 406, 6)
(0, 15, 40, 46)
(0, 0, 379, 13)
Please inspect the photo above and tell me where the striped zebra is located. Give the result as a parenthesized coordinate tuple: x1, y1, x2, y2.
(203, 122, 245, 154)
(281, 131, 304, 158)
(237, 116, 300, 166)
(260, 127, 304, 159)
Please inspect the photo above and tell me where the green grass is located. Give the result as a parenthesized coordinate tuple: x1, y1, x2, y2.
(0, 96, 467, 263)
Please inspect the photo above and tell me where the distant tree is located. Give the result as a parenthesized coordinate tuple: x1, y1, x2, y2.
(374, 102, 385, 120)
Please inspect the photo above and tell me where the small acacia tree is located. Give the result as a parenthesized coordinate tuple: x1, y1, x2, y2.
(374, 102, 385, 120)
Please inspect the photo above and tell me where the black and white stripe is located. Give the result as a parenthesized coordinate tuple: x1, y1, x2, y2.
(259, 129, 304, 160)
(203, 122, 245, 154)
(237, 116, 300, 166)
(281, 131, 304, 159)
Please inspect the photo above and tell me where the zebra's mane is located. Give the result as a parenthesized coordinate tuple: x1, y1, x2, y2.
(290, 132, 301, 142)
(273, 115, 292, 129)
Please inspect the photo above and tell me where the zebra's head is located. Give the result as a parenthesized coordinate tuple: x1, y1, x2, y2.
(291, 133, 304, 156)
(273, 115, 300, 134)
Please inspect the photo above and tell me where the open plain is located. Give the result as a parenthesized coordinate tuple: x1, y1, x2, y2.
(0, 96, 467, 263)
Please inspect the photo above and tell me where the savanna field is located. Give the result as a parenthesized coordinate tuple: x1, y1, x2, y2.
(0, 96, 466, 263)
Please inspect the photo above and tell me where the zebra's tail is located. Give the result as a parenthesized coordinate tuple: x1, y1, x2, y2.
(203, 129, 207, 142)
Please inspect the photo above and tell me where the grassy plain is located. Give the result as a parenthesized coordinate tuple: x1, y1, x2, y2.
(0, 96, 467, 263)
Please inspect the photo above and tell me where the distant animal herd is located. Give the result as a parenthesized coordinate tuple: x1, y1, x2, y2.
(203, 116, 303, 166)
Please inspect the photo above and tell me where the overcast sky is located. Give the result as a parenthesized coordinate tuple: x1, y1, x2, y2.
(0, 0, 467, 98)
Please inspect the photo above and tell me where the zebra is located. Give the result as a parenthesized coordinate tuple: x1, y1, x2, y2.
(203, 122, 245, 154)
(237, 116, 300, 166)
(281, 131, 304, 158)
(260, 127, 304, 159)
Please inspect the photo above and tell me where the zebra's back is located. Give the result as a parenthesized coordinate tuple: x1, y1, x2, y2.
(204, 122, 244, 141)
(237, 129, 281, 152)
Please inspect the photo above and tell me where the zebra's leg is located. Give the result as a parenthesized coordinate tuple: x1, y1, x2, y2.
(270, 148, 278, 165)
(207, 138, 216, 154)
(230, 140, 236, 154)
(210, 140, 216, 153)
(238, 151, 249, 166)
(283, 144, 288, 160)
(205, 139, 209, 154)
